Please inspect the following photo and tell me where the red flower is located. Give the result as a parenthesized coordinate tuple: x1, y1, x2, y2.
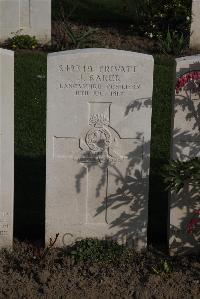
(175, 70, 200, 94)
(187, 218, 199, 234)
(193, 209, 200, 215)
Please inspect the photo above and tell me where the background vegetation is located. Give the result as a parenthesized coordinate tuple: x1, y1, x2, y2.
(52, 0, 191, 40)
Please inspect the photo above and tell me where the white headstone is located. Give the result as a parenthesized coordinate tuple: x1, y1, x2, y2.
(171, 55, 200, 254)
(0, 0, 51, 43)
(0, 49, 14, 248)
(190, 0, 200, 49)
(46, 49, 154, 250)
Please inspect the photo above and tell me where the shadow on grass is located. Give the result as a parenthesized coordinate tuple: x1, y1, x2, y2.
(14, 155, 45, 243)
(148, 158, 169, 250)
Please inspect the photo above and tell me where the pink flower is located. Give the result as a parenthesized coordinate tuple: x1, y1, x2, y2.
(175, 70, 200, 94)
(187, 218, 199, 233)
(193, 209, 200, 215)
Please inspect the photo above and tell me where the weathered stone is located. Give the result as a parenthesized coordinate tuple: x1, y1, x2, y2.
(0, 0, 51, 43)
(190, 0, 200, 49)
(170, 55, 200, 254)
(46, 49, 154, 250)
(0, 49, 14, 248)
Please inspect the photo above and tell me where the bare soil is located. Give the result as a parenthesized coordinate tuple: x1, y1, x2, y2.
(0, 240, 199, 299)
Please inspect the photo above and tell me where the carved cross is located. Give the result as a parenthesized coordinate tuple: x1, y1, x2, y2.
(54, 102, 143, 225)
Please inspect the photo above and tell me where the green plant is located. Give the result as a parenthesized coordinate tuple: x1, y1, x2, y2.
(152, 259, 172, 274)
(163, 158, 200, 235)
(158, 28, 186, 55)
(137, 0, 191, 41)
(52, 0, 96, 50)
(52, 0, 191, 42)
(64, 24, 96, 48)
(69, 238, 133, 263)
(7, 35, 38, 50)
(163, 158, 200, 193)
(52, 22, 96, 50)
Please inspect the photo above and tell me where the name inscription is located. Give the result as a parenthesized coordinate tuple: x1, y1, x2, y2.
(0, 212, 10, 237)
(57, 63, 141, 97)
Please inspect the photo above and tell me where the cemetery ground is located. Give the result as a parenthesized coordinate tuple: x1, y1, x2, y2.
(0, 239, 199, 298)
(0, 21, 200, 297)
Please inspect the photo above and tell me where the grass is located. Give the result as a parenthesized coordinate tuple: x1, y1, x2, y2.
(14, 51, 174, 247)
(148, 56, 175, 247)
(15, 51, 47, 157)
(151, 56, 175, 161)
(14, 51, 47, 240)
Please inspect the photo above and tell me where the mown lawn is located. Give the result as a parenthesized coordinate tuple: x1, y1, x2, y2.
(14, 51, 174, 247)
(14, 51, 47, 240)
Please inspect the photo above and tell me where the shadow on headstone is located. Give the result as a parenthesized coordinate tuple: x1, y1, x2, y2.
(170, 57, 200, 254)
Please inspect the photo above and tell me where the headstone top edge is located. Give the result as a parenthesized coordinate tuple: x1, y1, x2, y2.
(48, 48, 154, 61)
(0, 48, 14, 56)
(176, 55, 200, 63)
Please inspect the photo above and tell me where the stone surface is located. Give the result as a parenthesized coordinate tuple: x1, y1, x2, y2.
(170, 55, 200, 254)
(190, 0, 200, 49)
(0, 49, 14, 248)
(0, 0, 51, 43)
(46, 49, 154, 250)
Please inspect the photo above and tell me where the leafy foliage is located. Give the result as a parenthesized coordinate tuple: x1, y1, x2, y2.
(69, 238, 134, 263)
(152, 259, 172, 274)
(158, 29, 186, 56)
(138, 0, 191, 40)
(52, 0, 191, 43)
(54, 23, 96, 50)
(65, 25, 96, 48)
(163, 158, 200, 193)
(7, 35, 38, 50)
(163, 158, 200, 237)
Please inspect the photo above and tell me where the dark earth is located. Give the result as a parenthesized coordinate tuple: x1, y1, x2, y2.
(0, 240, 199, 298)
